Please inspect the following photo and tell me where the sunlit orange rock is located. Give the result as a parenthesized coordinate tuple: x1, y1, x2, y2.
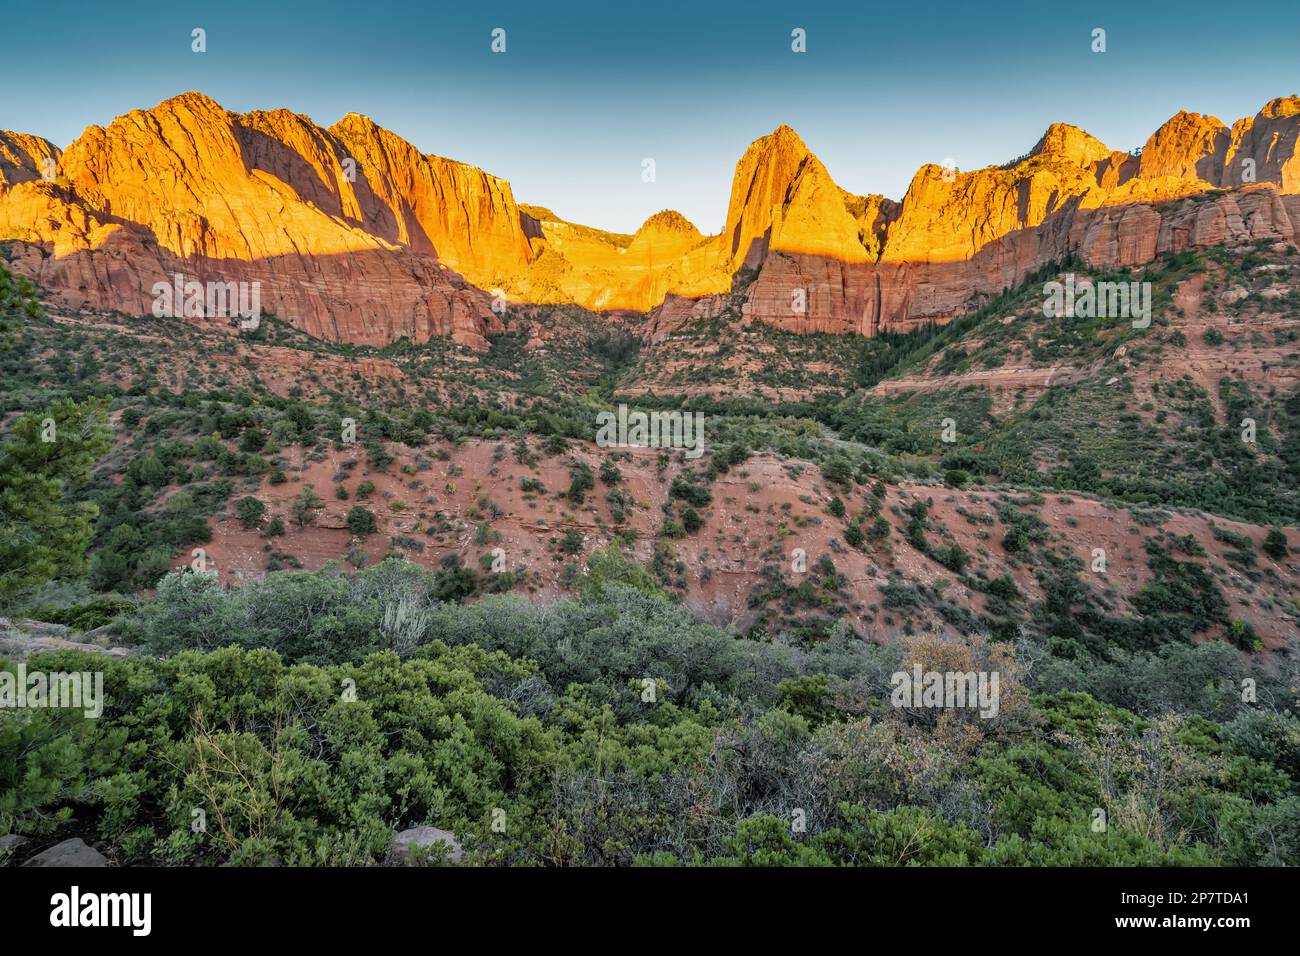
(0, 132, 60, 192)
(1137, 111, 1230, 182)
(744, 102, 1300, 336)
(1, 92, 1298, 348)
(1224, 96, 1300, 191)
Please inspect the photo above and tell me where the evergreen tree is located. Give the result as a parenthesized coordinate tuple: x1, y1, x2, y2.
(0, 398, 112, 604)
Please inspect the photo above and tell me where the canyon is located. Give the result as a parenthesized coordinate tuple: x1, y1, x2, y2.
(2, 92, 1299, 349)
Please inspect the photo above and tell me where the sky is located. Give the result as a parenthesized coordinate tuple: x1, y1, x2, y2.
(4, 0, 1298, 234)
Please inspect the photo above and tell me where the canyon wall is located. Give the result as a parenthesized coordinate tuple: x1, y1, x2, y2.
(2, 92, 1298, 348)
(735, 100, 1300, 338)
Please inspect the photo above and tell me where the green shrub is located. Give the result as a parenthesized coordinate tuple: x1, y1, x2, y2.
(1264, 528, 1289, 560)
(346, 506, 378, 536)
(237, 496, 266, 530)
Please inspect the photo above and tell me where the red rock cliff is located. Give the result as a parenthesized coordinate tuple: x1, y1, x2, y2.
(2, 92, 1298, 347)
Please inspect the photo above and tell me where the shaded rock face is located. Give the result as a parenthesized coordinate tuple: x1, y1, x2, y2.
(1, 92, 1298, 347)
(20, 838, 109, 867)
(1229, 96, 1300, 192)
(644, 291, 727, 342)
(0, 131, 59, 190)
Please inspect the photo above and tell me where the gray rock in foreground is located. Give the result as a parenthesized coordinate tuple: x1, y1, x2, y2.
(390, 826, 463, 865)
(20, 838, 109, 867)
(0, 617, 131, 661)
(0, 834, 31, 858)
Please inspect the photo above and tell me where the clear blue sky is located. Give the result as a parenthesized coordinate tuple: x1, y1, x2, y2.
(4, 0, 1298, 233)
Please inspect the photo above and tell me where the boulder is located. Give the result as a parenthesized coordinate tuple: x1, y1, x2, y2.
(0, 617, 131, 661)
(20, 838, 109, 867)
(0, 834, 31, 859)
(390, 826, 463, 866)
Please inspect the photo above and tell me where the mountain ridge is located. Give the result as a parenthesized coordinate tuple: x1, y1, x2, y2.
(2, 91, 1299, 348)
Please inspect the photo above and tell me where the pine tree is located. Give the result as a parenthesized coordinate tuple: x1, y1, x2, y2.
(0, 398, 112, 604)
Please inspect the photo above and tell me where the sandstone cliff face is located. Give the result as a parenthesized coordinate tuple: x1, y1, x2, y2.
(1224, 96, 1300, 191)
(740, 99, 1300, 336)
(2, 93, 504, 347)
(2, 92, 1299, 348)
(326, 111, 535, 282)
(0, 132, 60, 191)
(1138, 111, 1230, 182)
(719, 124, 885, 269)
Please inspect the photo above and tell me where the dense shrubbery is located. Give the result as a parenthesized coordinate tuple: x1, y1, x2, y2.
(3, 256, 1298, 868)
(3, 558, 1295, 867)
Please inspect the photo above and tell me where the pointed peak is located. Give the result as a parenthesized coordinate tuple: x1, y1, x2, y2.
(152, 91, 227, 114)
(761, 123, 808, 151)
(329, 112, 385, 141)
(335, 110, 378, 127)
(737, 124, 811, 166)
(1029, 122, 1111, 164)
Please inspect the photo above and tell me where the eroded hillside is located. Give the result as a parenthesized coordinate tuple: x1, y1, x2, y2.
(3, 238, 1297, 663)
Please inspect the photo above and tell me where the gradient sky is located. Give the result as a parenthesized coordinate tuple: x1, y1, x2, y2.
(4, 0, 1298, 234)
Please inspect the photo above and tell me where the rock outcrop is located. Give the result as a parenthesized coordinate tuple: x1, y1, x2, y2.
(0, 132, 60, 191)
(0, 617, 132, 661)
(20, 838, 110, 867)
(2, 92, 1298, 347)
(0, 834, 32, 859)
(740, 99, 1300, 335)
(389, 826, 463, 865)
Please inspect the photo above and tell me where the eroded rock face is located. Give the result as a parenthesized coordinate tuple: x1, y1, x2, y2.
(1226, 96, 1300, 191)
(325, 110, 536, 282)
(720, 125, 881, 269)
(644, 291, 727, 342)
(1, 92, 1298, 347)
(740, 99, 1300, 336)
(0, 131, 60, 191)
(1139, 111, 1230, 183)
(0, 93, 505, 348)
